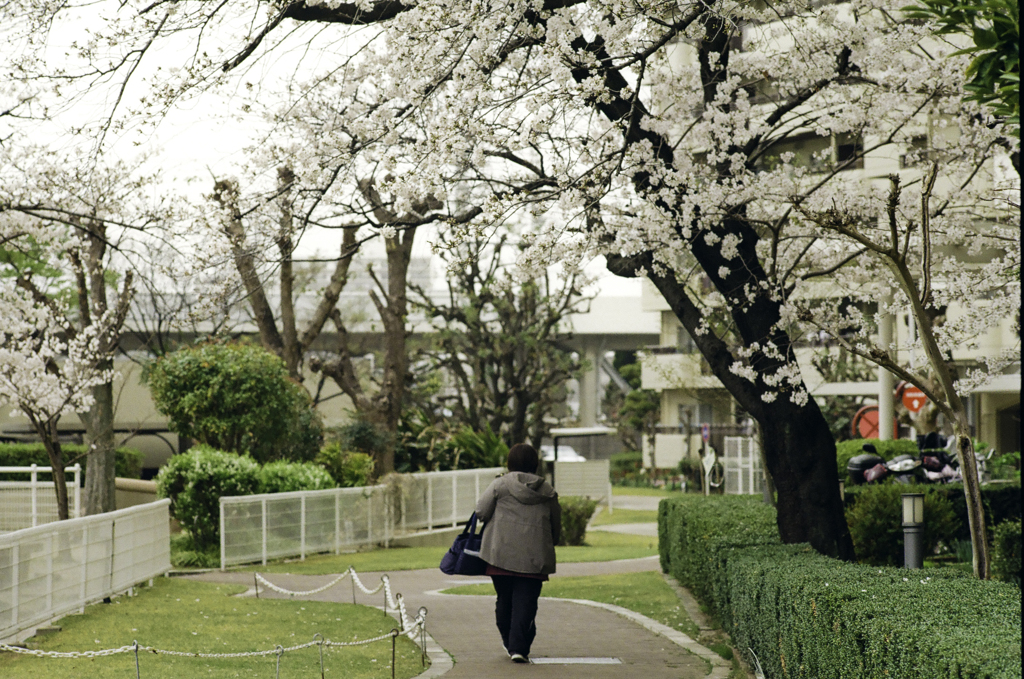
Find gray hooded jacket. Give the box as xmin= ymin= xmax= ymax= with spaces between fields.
xmin=475 ymin=472 xmax=561 ymax=575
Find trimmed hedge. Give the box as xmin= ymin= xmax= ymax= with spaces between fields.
xmin=659 ymin=495 xmax=1021 ymax=679
xmin=0 ymin=442 xmax=142 ymax=481
xmin=992 ymin=520 xmax=1021 ymax=586
xmin=257 ymin=460 xmax=336 ymax=494
xmin=845 ymin=482 xmax=1021 ymax=543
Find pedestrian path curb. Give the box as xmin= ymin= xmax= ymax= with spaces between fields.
xmin=424 ymin=588 xmax=731 ymax=678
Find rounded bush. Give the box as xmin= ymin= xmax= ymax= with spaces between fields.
xmin=144 ymin=341 xmax=322 ymax=462
xmin=155 ymin=445 xmax=261 ymax=550
xmin=991 ymin=519 xmax=1022 ymax=586
xmin=559 ymin=496 xmax=598 ymax=546
xmin=258 ymin=460 xmax=336 ymax=493
xmin=845 ymin=483 xmax=961 ymax=566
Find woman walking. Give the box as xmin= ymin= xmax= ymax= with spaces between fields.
xmin=475 ymin=443 xmax=561 ymax=663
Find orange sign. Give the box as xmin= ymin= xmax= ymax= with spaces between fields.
xmin=902 ymin=386 xmax=927 ymax=413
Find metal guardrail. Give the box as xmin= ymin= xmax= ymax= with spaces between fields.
xmin=0 ymin=500 xmax=172 ymax=641
xmin=219 ymin=467 xmax=505 ymax=569
xmin=0 ymin=465 xmax=82 ymax=532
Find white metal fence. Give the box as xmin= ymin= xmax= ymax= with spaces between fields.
xmin=553 ymin=460 xmax=613 ymax=510
xmin=219 ymin=467 xmax=505 ymax=569
xmin=723 ymin=436 xmax=763 ymax=495
xmin=0 ymin=500 xmax=171 ymax=641
xmin=0 ymin=465 xmax=82 ymax=532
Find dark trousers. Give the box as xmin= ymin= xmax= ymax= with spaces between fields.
xmin=491 ymin=575 xmax=543 ymax=657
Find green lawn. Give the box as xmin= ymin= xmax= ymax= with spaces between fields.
xmin=443 ymin=571 xmax=700 ymax=641
xmin=235 ymin=530 xmax=657 ymax=575
xmin=0 ymin=579 xmax=425 ymax=679
xmin=590 ymin=507 xmax=658 ymax=526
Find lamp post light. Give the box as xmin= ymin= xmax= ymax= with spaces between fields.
xmin=902 ymin=493 xmax=925 ymax=569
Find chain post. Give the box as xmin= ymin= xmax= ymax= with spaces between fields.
xmin=418 ymin=607 xmax=428 ymax=667
xmin=275 ymin=645 xmax=283 ymax=679
xmin=133 ymin=640 xmax=140 ymax=679
xmin=254 ymin=573 xmax=259 ymax=599
xmin=314 ymin=633 xmax=325 ymax=679
xmin=391 ymin=629 xmax=399 ymax=679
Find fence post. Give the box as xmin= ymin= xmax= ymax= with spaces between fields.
xmin=261 ymin=498 xmax=268 ymax=566
xmin=474 ymin=473 xmax=480 ymax=505
xmin=11 ymin=543 xmax=19 ymax=628
xmin=367 ymin=493 xmax=373 ymax=545
xmin=220 ymin=498 xmax=227 ymax=571
xmin=108 ymin=519 xmax=116 ymax=594
xmin=30 ymin=464 xmax=38 ymax=528
xmin=427 ymin=477 xmax=433 ymax=529
xmin=335 ymin=491 xmax=341 ymax=555
xmin=300 ymin=495 xmax=307 ymax=561
xmin=80 ymin=525 xmax=88 ymax=613
xmin=73 ymin=465 xmax=81 ymax=519
xmin=46 ymin=532 xmax=54 ymax=611
xmin=451 ymin=475 xmax=457 ymax=527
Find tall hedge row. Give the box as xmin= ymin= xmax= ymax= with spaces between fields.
xmin=658 ymin=495 xmax=1021 ymax=679
xmin=0 ymin=442 xmax=142 ymax=480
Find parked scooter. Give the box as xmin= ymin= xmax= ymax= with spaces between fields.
xmin=846 ymin=434 xmax=980 ymax=486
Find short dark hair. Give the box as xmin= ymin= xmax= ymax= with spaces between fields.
xmin=507 ymin=443 xmax=539 ymax=474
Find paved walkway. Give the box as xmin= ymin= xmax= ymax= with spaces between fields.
xmin=186 ymin=500 xmax=728 ymax=679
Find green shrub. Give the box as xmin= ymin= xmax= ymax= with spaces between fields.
xmin=0 ymin=442 xmax=142 ymax=480
xmin=144 ymin=341 xmax=322 ymax=463
xmin=990 ymin=451 xmax=1021 ymax=481
xmin=257 ymin=460 xmax=336 ymax=493
xmin=658 ymin=495 xmax=1022 ymax=679
xmin=169 ymin=533 xmax=220 ymax=569
xmin=845 ymin=482 xmax=1021 ymax=543
xmin=845 ymin=483 xmax=961 ymax=566
xmin=559 ymin=496 xmax=599 ymax=546
xmin=836 ymin=438 xmax=920 ymax=481
xmin=316 ymin=443 xmax=376 ymax=487
xmin=992 ymin=519 xmax=1022 ymax=586
xmin=155 ymin=446 xmax=261 ymax=550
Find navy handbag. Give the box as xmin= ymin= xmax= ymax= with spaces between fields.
xmin=439 ymin=512 xmax=488 ymax=576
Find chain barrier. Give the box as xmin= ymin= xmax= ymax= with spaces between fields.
xmin=0 ymin=566 xmax=429 ymax=678
xmin=0 ymin=616 xmax=425 ymax=660
xmin=254 ymin=567 xmax=423 ymax=639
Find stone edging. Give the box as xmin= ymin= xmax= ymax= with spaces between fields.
xmin=422 ymin=588 xmax=732 ymax=678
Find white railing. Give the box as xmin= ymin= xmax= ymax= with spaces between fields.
xmin=0 ymin=500 xmax=171 ymax=642
xmin=553 ymin=460 xmax=613 ymax=511
xmin=219 ymin=467 xmax=505 ymax=569
xmin=0 ymin=465 xmax=82 ymax=533
xmin=723 ymin=436 xmax=763 ymax=495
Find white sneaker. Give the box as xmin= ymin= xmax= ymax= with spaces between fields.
xmin=510 ymin=653 xmax=529 ymax=663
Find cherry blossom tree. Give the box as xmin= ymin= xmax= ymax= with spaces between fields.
xmin=792 ymin=166 xmax=1019 ymax=578
xmin=5 ymin=0 xmax=1018 ymax=561
xmin=0 ymin=142 xmax=169 ymax=514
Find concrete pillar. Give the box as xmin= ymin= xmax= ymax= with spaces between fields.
xmin=878 ymin=293 xmax=895 ymax=440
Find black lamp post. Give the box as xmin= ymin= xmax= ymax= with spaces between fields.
xmin=902 ymin=493 xmax=925 ymax=569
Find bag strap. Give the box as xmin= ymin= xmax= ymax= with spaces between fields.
xmin=464 ymin=511 xmax=478 ymax=535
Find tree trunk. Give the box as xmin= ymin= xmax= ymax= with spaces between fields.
xmin=953 ymin=422 xmax=990 ymax=579
xmin=608 ymin=252 xmax=855 ymax=559
xmin=30 ymin=415 xmax=69 ymax=521
xmin=82 ymin=374 xmax=117 ymax=515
